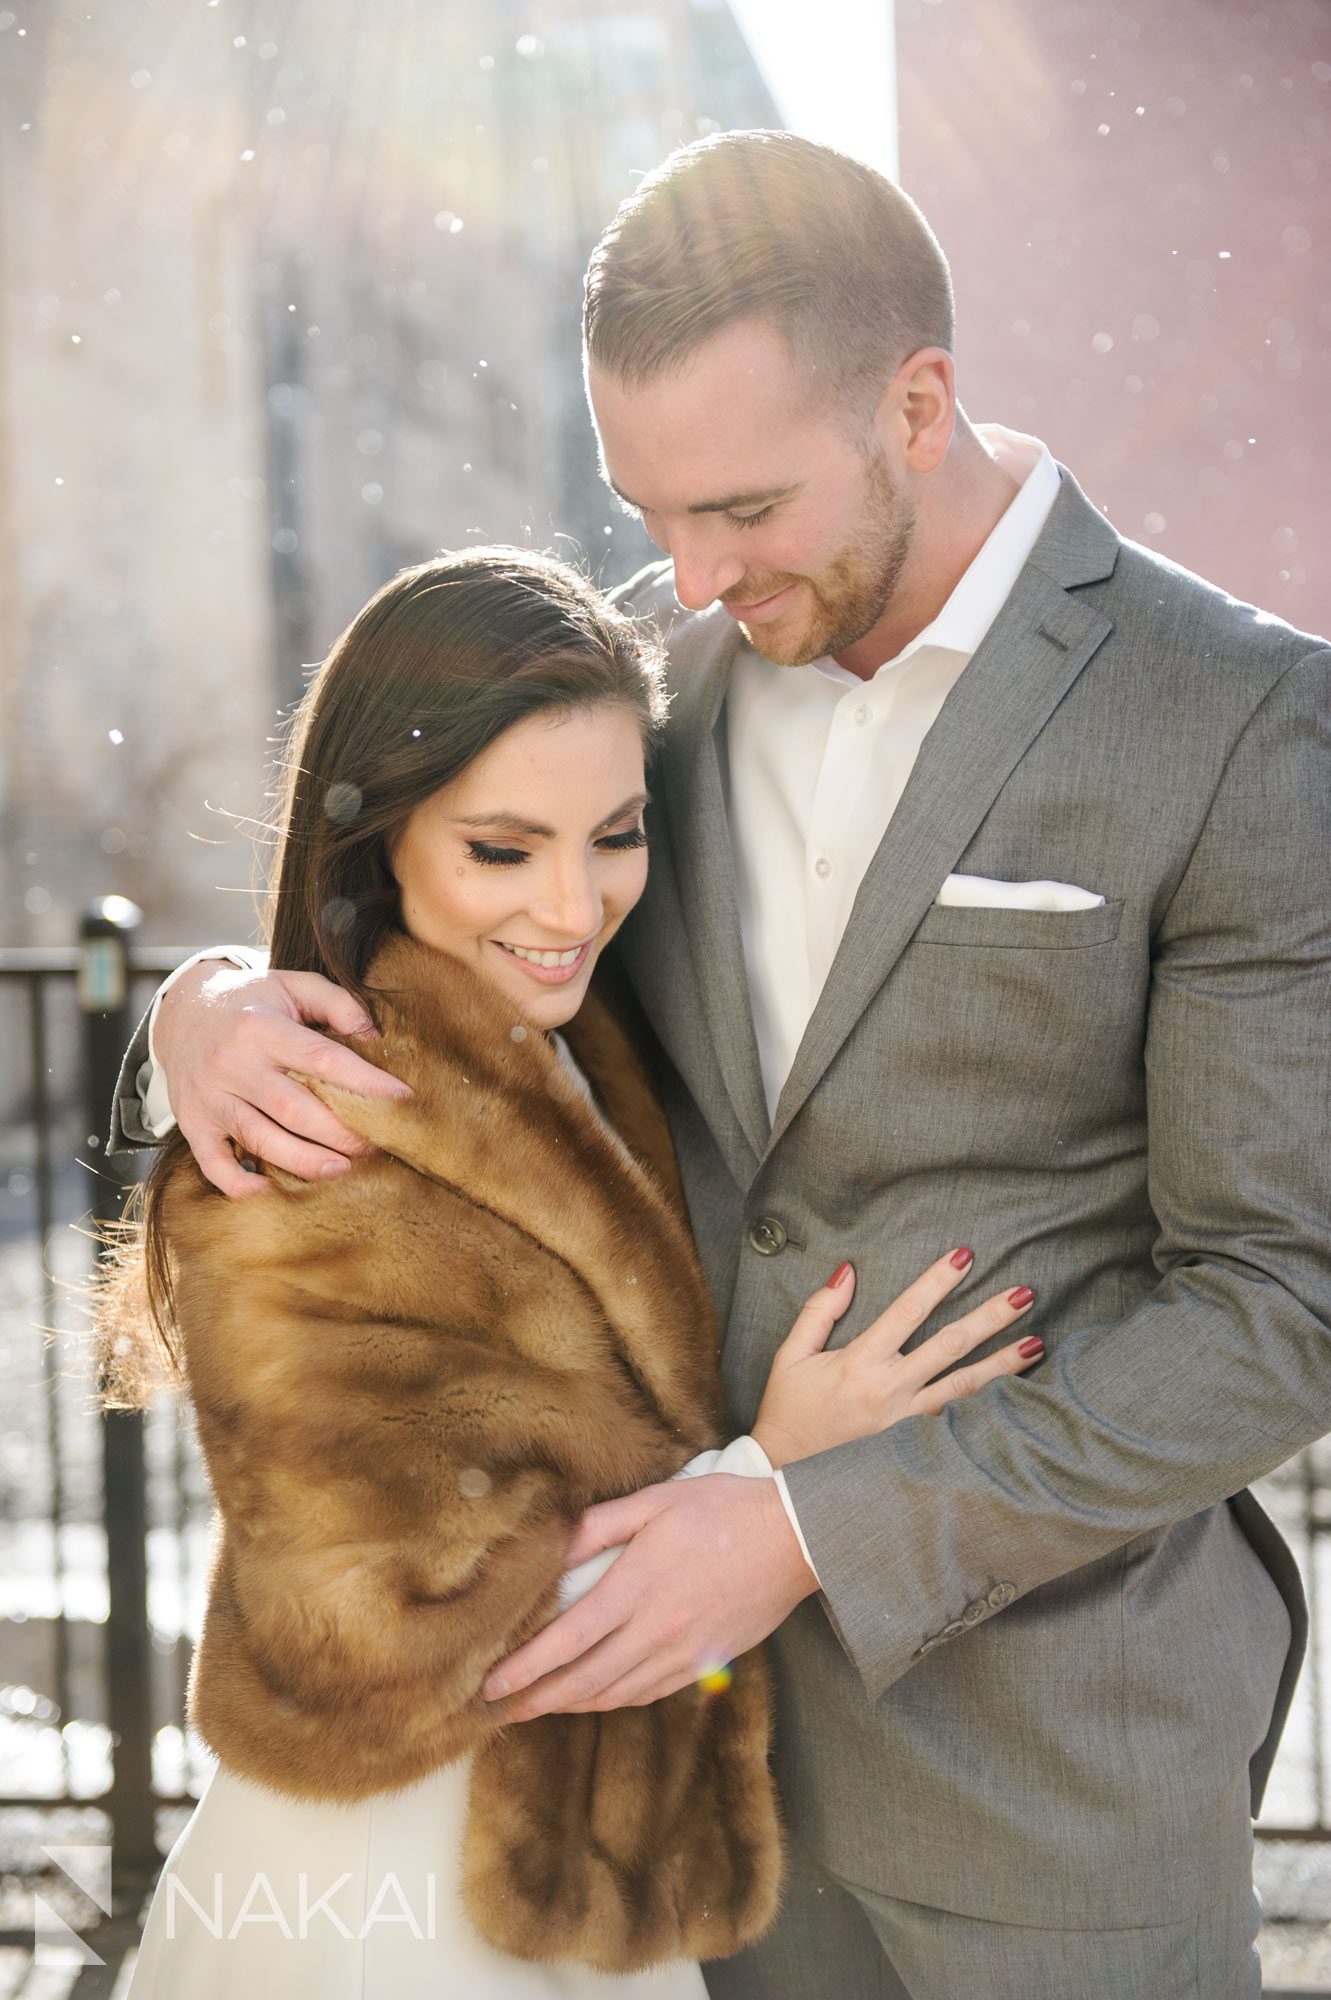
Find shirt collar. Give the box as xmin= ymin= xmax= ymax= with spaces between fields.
xmin=813 ymin=425 xmax=1062 ymax=689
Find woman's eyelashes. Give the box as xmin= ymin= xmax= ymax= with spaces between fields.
xmin=465 ymin=826 xmax=647 ymax=870
xmin=466 ymin=840 xmax=528 ymax=867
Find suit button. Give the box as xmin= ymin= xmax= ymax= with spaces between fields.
xmin=987 ymin=1582 xmax=1017 ymax=1609
xmin=911 ymin=1637 xmax=939 ymax=1661
xmin=748 ymin=1216 xmax=789 ymax=1257
xmin=940 ymin=1620 xmax=967 ymax=1640
xmin=962 ymin=1600 xmax=988 ymax=1625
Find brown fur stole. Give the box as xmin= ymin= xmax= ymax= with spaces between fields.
xmin=159 ymin=931 xmax=783 ymax=1970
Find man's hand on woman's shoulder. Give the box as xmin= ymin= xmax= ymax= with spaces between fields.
xmin=155 ymin=961 xmax=412 ymax=1199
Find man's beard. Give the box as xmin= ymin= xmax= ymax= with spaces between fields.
xmin=732 ymin=453 xmax=916 ymax=668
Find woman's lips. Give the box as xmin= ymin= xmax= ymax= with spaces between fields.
xmin=491 ymin=938 xmax=593 ymax=986
xmin=722 ymin=581 xmax=798 ymax=624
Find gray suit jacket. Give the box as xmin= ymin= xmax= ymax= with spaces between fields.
xmin=606 ymin=468 xmax=1329 ymax=1928
xmin=112 ymin=469 xmax=1329 ymax=1930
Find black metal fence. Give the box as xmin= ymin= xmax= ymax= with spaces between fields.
xmin=0 ymin=907 xmax=1328 ymax=1918
xmin=0 ymin=907 xmax=200 ymax=1910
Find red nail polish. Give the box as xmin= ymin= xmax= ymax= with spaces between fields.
xmin=827 ymin=1261 xmax=853 ymax=1289
xmin=1008 ymin=1286 xmax=1035 ymax=1309
xmin=950 ymin=1247 xmax=974 ymax=1271
xmin=1018 ymin=1335 xmax=1044 ymax=1359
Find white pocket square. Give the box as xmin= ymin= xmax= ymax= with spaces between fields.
xmin=937 ymin=873 xmax=1106 ymax=912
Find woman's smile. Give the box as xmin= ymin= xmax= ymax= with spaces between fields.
xmin=490 ymin=935 xmax=597 ymax=984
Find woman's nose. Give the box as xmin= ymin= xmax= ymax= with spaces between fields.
xmin=531 ymin=864 xmax=601 ymax=941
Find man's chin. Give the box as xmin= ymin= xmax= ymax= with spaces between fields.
xmin=740 ymin=615 xmax=827 ymax=669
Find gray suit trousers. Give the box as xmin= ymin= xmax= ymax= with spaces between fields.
xmin=703 ymin=1832 xmax=1262 ymax=2000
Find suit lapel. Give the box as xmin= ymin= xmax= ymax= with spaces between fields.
xmin=624 ymin=607 xmax=771 ymax=1175
xmin=767 ymin=478 xmax=1119 ymax=1150
xmin=665 ymin=651 xmax=772 ymax=1163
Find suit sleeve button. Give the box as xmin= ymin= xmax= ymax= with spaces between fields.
xmin=987 ymin=1582 xmax=1017 ymax=1609
xmin=962 ymin=1601 xmax=988 ymax=1625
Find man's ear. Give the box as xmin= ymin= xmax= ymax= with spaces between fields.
xmin=877 ymin=347 xmax=955 ymax=473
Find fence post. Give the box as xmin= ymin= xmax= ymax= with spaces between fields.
xmin=79 ymin=896 xmax=158 ymax=1905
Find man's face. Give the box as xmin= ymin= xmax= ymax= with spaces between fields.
xmin=588 ymin=319 xmax=915 ymax=668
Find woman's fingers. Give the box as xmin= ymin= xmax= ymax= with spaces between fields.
xmin=909 ymin=1328 xmax=1044 ymax=1417
xmin=900 ymin=1285 xmax=1037 ymax=1393
xmin=776 ymin=1263 xmax=858 ymax=1362
xmin=852 ymin=1247 xmax=977 ymax=1361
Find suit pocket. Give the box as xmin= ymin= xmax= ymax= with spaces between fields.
xmin=911 ymin=898 xmax=1124 ymax=951
xmin=882 ymin=895 xmax=1140 ymax=1171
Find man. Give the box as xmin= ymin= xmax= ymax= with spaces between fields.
xmin=113 ymin=133 xmax=1330 ymax=1998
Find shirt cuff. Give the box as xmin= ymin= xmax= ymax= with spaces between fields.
xmin=138 ymin=945 xmax=268 ymax=1139
xmin=773 ymin=1467 xmax=822 ymax=1587
xmin=673 ymin=1434 xmax=777 ymax=1483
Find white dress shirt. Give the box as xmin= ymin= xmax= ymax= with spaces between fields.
xmin=727 ymin=425 xmax=1061 ymax=1121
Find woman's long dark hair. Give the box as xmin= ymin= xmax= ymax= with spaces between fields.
xmin=96 ymin=547 xmax=666 ymax=1406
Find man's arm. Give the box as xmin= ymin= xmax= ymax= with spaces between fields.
xmin=109 ymin=949 xmax=413 ymax=1195
xmin=113 ymin=946 xmax=268 ymax=1146
xmin=783 ymin=645 xmax=1331 ymax=1698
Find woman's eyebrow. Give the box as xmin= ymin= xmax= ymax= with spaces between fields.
xmin=453 ymin=811 xmax=554 ymax=837
xmin=452 ymin=792 xmax=650 ymax=839
xmin=595 ymin=791 xmax=651 ymax=830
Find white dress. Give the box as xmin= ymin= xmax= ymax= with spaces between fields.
xmin=128 ymin=1441 xmax=773 ymax=1998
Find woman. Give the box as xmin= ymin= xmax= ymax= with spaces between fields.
xmin=98 ymin=548 xmax=1040 ymax=1998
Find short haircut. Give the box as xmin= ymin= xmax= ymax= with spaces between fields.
xmin=583 ymin=129 xmax=955 ymax=414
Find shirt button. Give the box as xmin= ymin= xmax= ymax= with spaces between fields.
xmin=814 ymin=856 xmax=832 ymax=879
xmin=853 ymin=704 xmax=871 ymax=726
xmin=748 ymin=1216 xmax=789 ymax=1257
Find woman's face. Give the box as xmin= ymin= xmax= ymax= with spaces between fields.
xmin=391 ymin=701 xmax=650 ymax=1030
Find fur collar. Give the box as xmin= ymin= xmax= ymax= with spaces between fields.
xmin=295 ymin=930 xmax=724 ymax=1445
